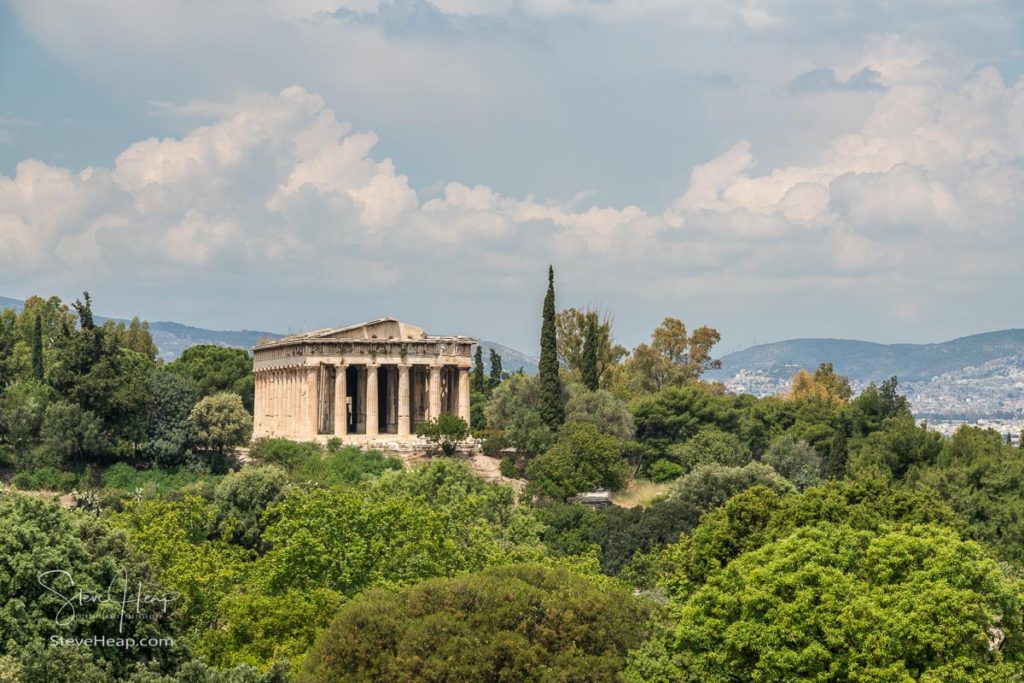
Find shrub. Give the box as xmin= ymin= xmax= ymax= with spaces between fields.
xmin=416 ymin=414 xmax=469 ymax=455
xmin=667 ymin=426 xmax=750 ymax=473
xmin=480 ymin=431 xmax=511 ymax=457
xmin=250 ymin=438 xmax=321 ymax=470
xmin=650 ymin=459 xmax=684 ymax=482
xmin=526 ymin=422 xmax=625 ymax=501
xmin=12 ymin=465 xmax=78 ymax=492
xmin=291 ymin=446 xmax=402 ymax=486
xmin=499 ymin=457 xmax=522 ymax=479
xmin=189 ymin=392 xmax=252 ymax=453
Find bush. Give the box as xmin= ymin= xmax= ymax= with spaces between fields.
xmin=650 ymin=459 xmax=684 ymax=482
xmin=292 ymin=446 xmax=402 ymax=486
xmin=214 ymin=465 xmax=289 ymax=549
xmin=480 ymin=431 xmax=511 ymax=457
xmin=299 ymin=564 xmax=652 ymax=683
xmin=499 ymin=457 xmax=522 ymax=479
xmin=250 ymin=438 xmax=321 ymax=470
xmin=189 ymin=392 xmax=252 ymax=453
xmin=39 ymin=400 xmax=107 ymax=465
xmin=667 ymin=426 xmax=750 ymax=473
xmin=98 ymin=462 xmax=220 ymax=495
xmin=526 ymin=422 xmax=626 ymax=501
xmin=416 ymin=414 xmax=470 ymax=455
xmin=12 ymin=465 xmax=79 ymax=492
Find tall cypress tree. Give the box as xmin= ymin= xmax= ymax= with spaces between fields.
xmin=31 ymin=314 xmax=44 ymax=381
xmin=538 ymin=265 xmax=563 ymax=430
xmin=471 ymin=346 xmax=486 ymax=393
xmin=488 ymin=349 xmax=503 ymax=389
xmin=580 ymin=312 xmax=599 ymax=391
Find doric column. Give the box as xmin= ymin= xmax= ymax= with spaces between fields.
xmin=458 ymin=366 xmax=471 ymax=427
xmin=428 ymin=364 xmax=442 ymax=419
xmin=306 ymin=366 xmax=318 ymax=438
xmin=398 ymin=364 xmax=411 ymax=436
xmin=365 ymin=364 xmax=379 ymax=437
xmin=334 ymin=363 xmax=347 ymax=437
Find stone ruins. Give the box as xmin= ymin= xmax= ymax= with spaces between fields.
xmin=252 ymin=318 xmax=474 ymax=442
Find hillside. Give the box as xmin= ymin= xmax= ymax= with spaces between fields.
xmin=708 ymin=330 xmax=1024 ymax=419
xmin=708 ymin=330 xmax=1024 ymax=383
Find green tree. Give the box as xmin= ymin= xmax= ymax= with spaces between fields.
xmin=0 ymin=496 xmax=181 ymax=679
xmin=581 ymin=311 xmax=600 ymax=390
xmin=526 ymin=422 xmax=625 ymax=500
xmin=0 ymin=380 xmax=53 ymax=452
xmin=538 ymin=266 xmax=563 ymax=430
xmin=416 ymin=413 xmax=470 ymax=455
xmin=214 ymin=465 xmax=289 ymax=550
xmin=168 ymin=345 xmax=255 ymax=412
xmin=667 ymin=426 xmax=750 ymax=473
xmin=764 ymin=434 xmax=821 ymax=490
xmin=484 ymin=373 xmax=562 ymax=455
xmin=628 ymin=523 xmax=1023 ymax=682
xmin=666 ymin=462 xmax=794 ymax=527
xmin=142 ymin=367 xmax=200 ymax=468
xmin=555 ymin=307 xmax=626 ymax=387
xmin=488 ymin=348 xmax=503 ymax=388
xmin=39 ymin=400 xmax=107 ymax=464
xmin=189 ymin=392 xmax=252 ymax=454
xmin=616 ymin=318 xmax=721 ymax=395
xmin=847 ymin=414 xmax=944 ymax=480
xmin=845 ymin=376 xmax=912 ymax=439
xmin=102 ymin=316 xmax=158 ymax=361
xmin=563 ymin=383 xmax=635 ymax=442
xmin=299 ymin=564 xmax=652 ymax=683
xmin=31 ymin=314 xmax=43 ymax=381
xmin=471 ymin=345 xmax=486 ymax=393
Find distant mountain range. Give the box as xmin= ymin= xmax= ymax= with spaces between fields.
xmin=0 ymin=296 xmax=538 ymax=373
xmin=4 ymin=294 xmax=1019 ymax=417
xmin=707 ymin=330 xmax=1024 ymax=419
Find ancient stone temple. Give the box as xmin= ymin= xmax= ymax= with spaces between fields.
xmin=252 ymin=318 xmax=474 ymax=442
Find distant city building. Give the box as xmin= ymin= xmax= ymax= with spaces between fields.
xmin=252 ymin=318 xmax=474 ymax=442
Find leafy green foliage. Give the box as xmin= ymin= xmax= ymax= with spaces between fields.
xmin=0 ymin=496 xmax=181 ymax=679
xmin=214 ymin=466 xmax=289 ymax=550
xmin=667 ymin=426 xmax=750 ymax=472
xmin=0 ymin=379 xmax=53 ymax=451
xmin=538 ymin=266 xmax=563 ymax=430
xmin=249 ymin=438 xmax=401 ymax=485
xmin=628 ymin=524 xmax=1023 ymax=682
xmin=415 ymin=413 xmax=469 ymax=455
xmin=657 ymin=479 xmax=961 ymax=595
xmin=484 ymin=373 xmax=563 ymax=454
xmin=564 ymin=383 xmax=635 ymax=442
xmin=189 ymin=392 xmax=252 ymax=454
xmin=913 ymin=425 xmax=1024 ymax=565
xmin=526 ymin=422 xmax=625 ymax=500
xmin=764 ymin=434 xmax=821 ymax=490
xmin=649 ymin=459 xmax=684 ymax=482
xmin=141 ymin=367 xmax=200 ymax=469
xmin=39 ymin=399 xmax=107 ymax=465
xmin=299 ymin=564 xmax=652 ymax=683
xmin=167 ymin=345 xmax=255 ymax=411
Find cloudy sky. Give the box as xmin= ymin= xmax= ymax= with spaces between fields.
xmin=1 ymin=1 xmax=1023 ymax=353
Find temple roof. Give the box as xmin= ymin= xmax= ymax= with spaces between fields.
xmin=254 ymin=317 xmax=475 ymax=349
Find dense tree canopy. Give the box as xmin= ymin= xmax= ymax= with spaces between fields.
xmin=629 ymin=523 xmax=1022 ymax=682
xmin=299 ymin=564 xmax=651 ymax=683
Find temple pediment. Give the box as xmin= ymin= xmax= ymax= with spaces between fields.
xmin=268 ymin=317 xmax=431 ymax=345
